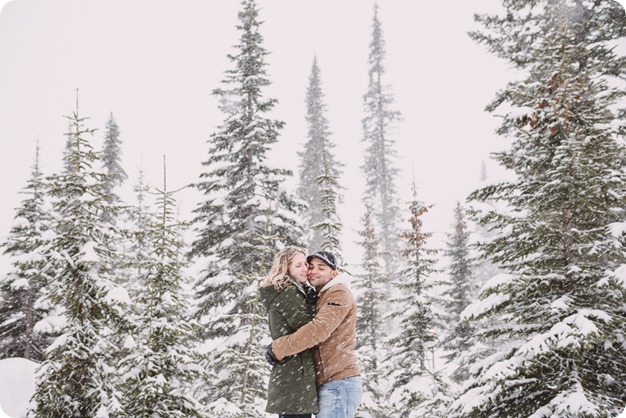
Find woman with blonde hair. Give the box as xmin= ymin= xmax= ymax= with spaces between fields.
xmin=258 ymin=246 xmax=318 ymax=418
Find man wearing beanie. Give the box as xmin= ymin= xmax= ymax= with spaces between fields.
xmin=267 ymin=251 xmax=362 ymax=418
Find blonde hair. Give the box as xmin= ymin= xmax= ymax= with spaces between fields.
xmin=262 ymin=246 xmax=307 ymax=290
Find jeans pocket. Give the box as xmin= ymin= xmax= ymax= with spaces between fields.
xmin=317 ymin=379 xmax=364 ymax=418
xmin=318 ymin=384 xmax=341 ymax=417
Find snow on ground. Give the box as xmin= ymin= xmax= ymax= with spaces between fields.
xmin=0 ymin=355 xmax=624 ymax=417
xmin=0 ymin=358 xmax=37 ymax=418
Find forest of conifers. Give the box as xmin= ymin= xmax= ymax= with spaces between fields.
xmin=1 ymin=0 xmax=625 ymax=417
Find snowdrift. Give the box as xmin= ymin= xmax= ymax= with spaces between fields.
xmin=0 ymin=358 xmax=37 ymax=418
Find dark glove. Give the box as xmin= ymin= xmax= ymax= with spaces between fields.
xmin=304 ymin=284 xmax=319 ymax=305
xmin=265 ymin=344 xmax=279 ymax=367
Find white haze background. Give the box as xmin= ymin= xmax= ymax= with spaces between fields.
xmin=1 ymin=2 xmax=626 ymax=265
xmin=0 ymin=0 xmax=515 ymax=274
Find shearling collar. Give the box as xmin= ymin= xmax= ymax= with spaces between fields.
xmin=319 ymin=273 xmax=353 ymax=293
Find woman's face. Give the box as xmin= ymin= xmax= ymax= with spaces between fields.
xmin=288 ymin=252 xmax=308 ymax=284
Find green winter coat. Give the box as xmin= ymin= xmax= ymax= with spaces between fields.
xmin=258 ymin=279 xmax=318 ymax=415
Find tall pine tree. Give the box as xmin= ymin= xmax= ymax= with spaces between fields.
xmin=361 ymin=3 xmax=402 ymax=276
xmin=202 ymin=205 xmax=273 ymax=418
xmin=298 ymin=56 xmax=343 ymax=254
xmin=124 ymin=166 xmax=152 ymax=295
xmin=312 ymin=140 xmax=343 ymax=258
xmin=100 ymin=113 xmax=127 ymax=225
xmin=440 ymin=202 xmax=478 ymax=385
xmin=30 ymin=102 xmax=128 ymax=418
xmin=62 ymin=122 xmax=76 ymax=174
xmin=190 ymin=0 xmax=302 ymax=413
xmin=120 ymin=158 xmax=206 ymax=418
xmin=353 ymin=204 xmax=387 ymax=418
xmin=450 ymin=1 xmax=626 ymax=416
xmin=101 ymin=113 xmax=127 ymax=198
xmin=0 ymin=144 xmax=52 ymax=361
xmin=472 ymin=161 xmax=501 ymax=289
xmin=385 ymin=185 xmax=443 ymax=416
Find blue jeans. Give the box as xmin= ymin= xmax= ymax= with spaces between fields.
xmin=316 ymin=376 xmax=363 ymax=418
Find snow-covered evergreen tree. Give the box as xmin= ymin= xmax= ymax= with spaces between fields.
xmin=440 ymin=202 xmax=478 ymax=384
xmin=353 ymin=204 xmax=387 ymax=418
xmin=108 ymin=166 xmax=154 ymax=369
xmin=312 ymin=133 xmax=343 ymax=258
xmin=101 ymin=114 xmax=126 ymax=186
xmin=386 ymin=185 xmax=443 ymax=416
xmin=298 ymin=56 xmax=343 ymax=253
xmin=449 ymin=1 xmax=626 ymax=416
xmin=190 ymin=0 xmax=302 ymax=413
xmin=0 ymin=144 xmax=52 ymax=362
xmin=361 ymin=3 xmax=402 ymax=276
xmin=62 ymin=122 xmax=76 ymax=174
xmin=30 ymin=104 xmax=128 ymax=418
xmin=408 ymin=369 xmax=452 ymax=418
xmin=121 ymin=166 xmax=152 ymax=296
xmin=203 ymin=260 xmax=269 ymax=418
xmin=120 ymin=159 xmax=206 ymax=418
xmin=201 ymin=194 xmax=274 ymax=418
xmin=467 ymin=162 xmax=503 ymax=338
xmin=100 ymin=113 xmax=127 ymax=225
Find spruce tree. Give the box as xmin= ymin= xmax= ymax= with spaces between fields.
xmin=353 ymin=204 xmax=387 ymax=418
xmin=201 ymin=189 xmax=274 ymax=418
xmin=298 ymin=56 xmax=343 ymax=253
xmin=409 ymin=369 xmax=452 ymax=418
xmin=62 ymin=122 xmax=76 ymax=174
xmin=120 ymin=158 xmax=206 ymax=418
xmin=101 ymin=113 xmax=127 ymax=197
xmin=0 ymin=144 xmax=52 ymax=361
xmin=100 ymin=113 xmax=127 ymax=225
xmin=472 ymin=169 xmax=501 ymax=290
xmin=30 ymin=103 xmax=128 ymax=417
xmin=440 ymin=202 xmax=478 ymax=384
xmin=203 ymin=211 xmax=272 ymax=418
xmin=190 ymin=0 xmax=302 ymax=413
xmin=386 ymin=185 xmax=442 ymax=416
xmin=312 ymin=134 xmax=342 ymax=257
xmin=125 ymin=167 xmax=152 ymax=290
xmin=361 ymin=3 xmax=402 ymax=276
xmin=449 ymin=1 xmax=626 ymax=416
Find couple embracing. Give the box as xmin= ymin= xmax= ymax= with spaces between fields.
xmin=258 ymin=247 xmax=363 ymax=418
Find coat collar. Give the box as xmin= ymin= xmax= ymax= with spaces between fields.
xmin=319 ymin=273 xmax=352 ymax=293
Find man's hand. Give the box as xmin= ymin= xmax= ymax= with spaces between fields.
xmin=265 ymin=344 xmax=279 ymax=367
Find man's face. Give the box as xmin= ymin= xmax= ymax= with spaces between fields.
xmin=307 ymin=258 xmax=337 ymax=290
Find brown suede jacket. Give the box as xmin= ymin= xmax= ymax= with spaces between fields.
xmin=271 ymin=274 xmax=361 ymax=386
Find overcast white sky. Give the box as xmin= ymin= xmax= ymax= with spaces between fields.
xmin=1 ymin=0 xmax=623 ymax=273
